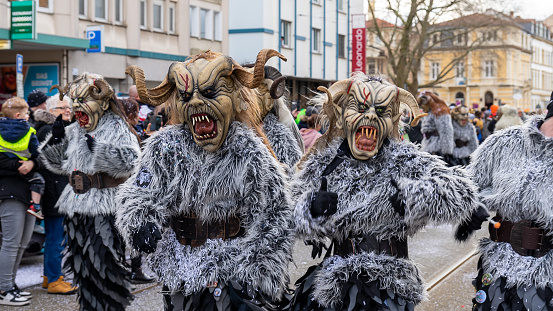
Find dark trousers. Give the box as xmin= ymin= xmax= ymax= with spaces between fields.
xmin=43 ymin=215 xmax=65 ymax=282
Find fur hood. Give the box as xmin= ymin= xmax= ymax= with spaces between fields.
xmin=33 ymin=109 xmax=56 ymax=125
xmin=39 ymin=111 xmax=140 ymax=216
xmin=115 ymin=122 xmax=294 ymax=299
xmin=495 ymin=105 xmax=523 ymax=131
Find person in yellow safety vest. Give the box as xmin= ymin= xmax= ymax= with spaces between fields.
xmin=0 ymin=97 xmax=45 ymax=220
xmin=0 ymin=97 xmax=46 ymax=307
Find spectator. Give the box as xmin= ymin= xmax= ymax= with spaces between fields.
xmin=473 ymin=110 xmax=484 ymax=142
xmin=34 ymin=95 xmax=77 ymax=295
xmin=129 ymin=85 xmax=154 ymax=122
xmin=0 ymin=98 xmax=40 ymax=306
xmin=300 ymin=113 xmax=322 ymax=150
xmin=26 ymin=90 xmax=48 ymax=127
xmin=495 ymin=104 xmax=523 ymax=131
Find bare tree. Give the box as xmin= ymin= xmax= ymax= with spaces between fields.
xmin=367 ymin=0 xmax=516 ymax=94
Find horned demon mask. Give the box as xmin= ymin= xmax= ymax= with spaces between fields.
xmin=417 ymin=91 xmax=450 ymax=116
xmin=452 ymin=105 xmax=470 ymax=126
xmin=51 ymin=73 xmax=114 ymax=131
xmin=318 ymin=77 xmax=426 ymax=160
xmin=126 ymin=49 xmax=286 ymax=153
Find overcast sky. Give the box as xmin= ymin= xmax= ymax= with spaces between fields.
xmin=518 ymin=0 xmax=553 ymax=20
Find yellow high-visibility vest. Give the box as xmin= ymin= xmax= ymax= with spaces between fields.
xmin=0 ymin=127 xmax=36 ymax=160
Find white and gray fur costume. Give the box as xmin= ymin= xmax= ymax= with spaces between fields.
xmin=421 ymin=113 xmax=454 ymax=156
xmin=452 ymin=121 xmax=478 ymax=162
xmin=468 ymin=115 xmax=553 ymax=310
xmin=263 ymin=112 xmax=303 ymax=170
xmin=40 ymin=111 xmax=140 ymax=311
xmin=292 ymin=136 xmax=482 ymax=309
xmin=115 ymin=122 xmax=294 ymax=306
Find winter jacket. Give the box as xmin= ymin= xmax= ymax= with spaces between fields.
xmin=0 ymin=152 xmax=40 ymax=205
xmin=300 ymin=128 xmax=322 ymax=150
xmin=34 ymin=110 xmax=68 ymax=217
xmin=0 ymin=117 xmax=39 ymax=160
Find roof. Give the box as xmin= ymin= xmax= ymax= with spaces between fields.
xmin=366 ymin=18 xmax=401 ymax=29
xmin=435 ymin=12 xmax=524 ymax=30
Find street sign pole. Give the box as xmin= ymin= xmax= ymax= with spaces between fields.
xmin=16 ymin=54 xmax=23 ymax=98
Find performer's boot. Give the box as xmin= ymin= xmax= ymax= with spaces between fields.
xmin=130 ymin=256 xmax=155 ymax=284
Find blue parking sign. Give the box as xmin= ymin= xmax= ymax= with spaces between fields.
xmin=86 ymin=25 xmax=104 ymax=53
xmin=16 ymin=54 xmax=23 ymax=73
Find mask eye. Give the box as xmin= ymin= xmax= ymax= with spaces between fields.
xmin=77 ymin=97 xmax=84 ymax=103
xmin=179 ymin=90 xmax=191 ymax=102
xmin=201 ymin=87 xmax=217 ymax=99
xmin=375 ymin=107 xmax=385 ymax=114
xmin=359 ymin=104 xmax=368 ymax=112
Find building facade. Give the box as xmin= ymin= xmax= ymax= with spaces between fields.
xmin=0 ymin=0 xmax=228 ymax=102
xmin=419 ymin=13 xmax=533 ymax=110
xmin=229 ymin=0 xmax=364 ymax=105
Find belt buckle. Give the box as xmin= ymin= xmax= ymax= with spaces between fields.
xmin=71 ymin=171 xmax=92 ymax=194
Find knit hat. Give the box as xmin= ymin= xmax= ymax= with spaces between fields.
xmin=27 ymin=90 xmax=48 ymax=108
xmin=546 ymin=91 xmax=553 ymax=120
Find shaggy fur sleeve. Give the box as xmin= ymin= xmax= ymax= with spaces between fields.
xmin=467 ymin=130 xmax=513 ymax=191
xmin=38 ymin=132 xmax=69 ymax=176
xmin=397 ymin=157 xmax=478 ymax=227
xmin=436 ymin=114 xmax=454 ymax=155
xmin=232 ymin=151 xmax=294 ymax=299
xmin=92 ymin=123 xmax=140 ymax=179
xmin=115 ymin=132 xmax=180 ymax=247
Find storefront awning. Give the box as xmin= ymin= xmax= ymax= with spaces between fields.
xmin=0 ymin=28 xmax=89 ymax=50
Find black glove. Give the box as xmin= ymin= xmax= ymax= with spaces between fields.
xmin=389 ymin=178 xmax=405 ymax=217
xmin=49 ymin=115 xmax=67 ymax=145
xmin=305 ymin=239 xmax=328 ymax=259
xmin=132 ymin=222 xmax=162 ymax=253
xmin=455 ymin=205 xmax=490 ymax=242
xmin=84 ymin=134 xmax=95 ymax=152
xmin=310 ymin=177 xmax=338 ymax=218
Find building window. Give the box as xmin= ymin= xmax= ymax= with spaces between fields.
xmin=432 ymin=34 xmax=439 ymax=45
xmin=338 ymin=0 xmax=345 ymax=11
xmin=200 ymin=9 xmax=207 ymax=38
xmin=153 ymin=1 xmax=163 ymax=31
xmin=455 ymin=61 xmax=465 ymax=78
xmin=169 ymin=3 xmax=176 ymax=33
xmin=312 ymin=28 xmax=321 ymax=53
xmin=281 ymin=21 xmax=291 ymax=48
xmin=190 ymin=6 xmax=199 ymax=37
xmin=140 ymin=0 xmax=147 ymax=28
xmin=79 ymin=0 xmax=87 ymax=18
xmin=484 ymin=60 xmax=494 ymax=78
xmin=114 ymin=0 xmax=122 ymax=24
xmin=431 ymin=62 xmax=440 ymax=80
xmin=95 ymin=0 xmax=107 ymax=21
xmin=200 ymin=9 xmax=213 ymax=40
xmin=38 ymin=0 xmax=53 ymax=13
xmin=484 ymin=30 xmax=497 ymax=41
xmin=214 ymin=11 xmax=222 ymax=41
xmin=368 ymin=59 xmax=376 ymax=73
xmin=338 ymin=34 xmax=346 ymax=58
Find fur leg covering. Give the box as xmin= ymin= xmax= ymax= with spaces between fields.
xmin=291 ymin=252 xmax=424 ymax=310
xmin=65 ymin=214 xmax=133 ymax=310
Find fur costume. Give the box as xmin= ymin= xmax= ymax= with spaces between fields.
xmin=40 ymin=73 xmax=139 ymax=311
xmin=417 ymin=92 xmax=454 ymax=158
xmin=290 ymin=76 xmax=481 ymax=311
xmin=263 ymin=112 xmax=303 ymax=170
xmin=450 ymin=105 xmax=478 ymax=166
xmin=468 ymin=115 xmax=553 ymax=310
xmin=494 ymin=104 xmax=523 ymax=132
xmin=117 ymin=50 xmax=294 ymax=311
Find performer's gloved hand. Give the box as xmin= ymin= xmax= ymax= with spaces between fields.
xmin=455 ymin=205 xmax=490 ymax=242
xmin=310 ymin=177 xmax=338 ymax=217
xmin=305 ymin=239 xmax=328 ymax=259
xmin=48 ymin=115 xmax=67 ymax=145
xmin=84 ymin=134 xmax=95 ymax=152
xmin=132 ymin=222 xmax=162 ymax=253
xmin=389 ymin=178 xmax=405 ymax=216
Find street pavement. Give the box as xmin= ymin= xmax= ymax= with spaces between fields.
xmin=1 ymin=223 xmax=488 ymax=311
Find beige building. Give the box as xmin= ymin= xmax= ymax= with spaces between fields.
xmin=0 ymin=0 xmax=228 ymax=100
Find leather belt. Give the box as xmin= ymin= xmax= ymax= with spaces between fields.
xmin=69 ymin=170 xmax=127 ymax=194
xmin=171 ymin=214 xmax=245 ymax=247
xmin=489 ymin=215 xmax=552 ymax=258
xmin=455 ymin=139 xmax=469 ymax=147
xmin=424 ymin=130 xmax=439 ymax=139
xmin=333 ymin=234 xmax=408 ymax=259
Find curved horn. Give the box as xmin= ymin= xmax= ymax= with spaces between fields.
xmin=264 ymin=66 xmax=286 ymax=99
xmin=397 ymin=88 xmax=428 ymax=127
xmin=125 ymin=65 xmax=175 ymax=106
xmin=89 ymin=79 xmax=114 ymax=101
xmin=233 ymin=49 xmax=287 ymax=89
xmin=50 ymin=84 xmax=68 ymax=101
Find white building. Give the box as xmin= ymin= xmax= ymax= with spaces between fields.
xmin=0 ymin=0 xmax=228 ymax=102
xmin=229 ymin=0 xmax=364 ymax=104
xmin=525 ymin=20 xmax=553 ymax=111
